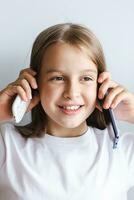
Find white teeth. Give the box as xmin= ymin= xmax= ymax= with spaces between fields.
xmin=62 ymin=106 xmax=81 ymax=110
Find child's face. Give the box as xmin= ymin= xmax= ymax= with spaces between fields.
xmin=39 ymin=42 xmax=98 ymax=135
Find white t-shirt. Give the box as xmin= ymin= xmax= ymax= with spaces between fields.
xmin=0 ymin=122 xmax=134 ymax=200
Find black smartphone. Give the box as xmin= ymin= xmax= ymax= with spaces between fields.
xmin=99 ymin=92 xmax=120 ymax=149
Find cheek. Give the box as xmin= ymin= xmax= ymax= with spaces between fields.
xmin=84 ymin=85 xmax=97 ymax=101
xmin=85 ymin=89 xmax=97 ymax=113
xmin=39 ymin=85 xmax=62 ymax=106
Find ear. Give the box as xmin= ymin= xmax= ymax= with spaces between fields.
xmin=27 ymin=95 xmax=40 ymax=112
xmin=95 ymin=99 xmax=103 ymax=112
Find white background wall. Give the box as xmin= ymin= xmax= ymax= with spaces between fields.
xmin=0 ymin=0 xmax=134 ymax=199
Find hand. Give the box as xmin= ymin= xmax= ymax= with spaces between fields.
xmin=97 ymin=71 xmax=134 ymax=124
xmin=0 ymin=68 xmax=40 ymax=122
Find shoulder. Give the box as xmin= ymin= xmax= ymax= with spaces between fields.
xmin=0 ymin=122 xmax=19 ymax=168
xmin=0 ymin=122 xmax=25 ymax=145
xmin=90 ymin=125 xmax=114 ymax=146
xmin=90 ymin=125 xmax=134 ymax=150
xmin=0 ymin=122 xmax=15 ymax=132
xmin=119 ymin=130 xmax=134 ymax=152
xmin=0 ymin=122 xmax=17 ymax=136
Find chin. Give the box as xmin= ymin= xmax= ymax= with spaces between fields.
xmin=57 ymin=120 xmax=86 ymax=129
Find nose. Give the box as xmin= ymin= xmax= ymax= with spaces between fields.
xmin=63 ymin=80 xmax=80 ymax=99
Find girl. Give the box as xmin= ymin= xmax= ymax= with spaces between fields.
xmin=0 ymin=23 xmax=134 ymax=200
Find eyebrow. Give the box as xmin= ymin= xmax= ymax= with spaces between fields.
xmin=45 ymin=68 xmax=97 ymax=74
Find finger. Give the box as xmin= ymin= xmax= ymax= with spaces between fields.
xmin=98 ymin=78 xmax=110 ymax=99
xmin=15 ymin=85 xmax=28 ymax=101
xmin=16 ymin=79 xmax=32 ymax=100
xmin=98 ymin=71 xmax=111 ymax=83
xmin=3 ymin=83 xmax=18 ymax=97
xmin=103 ymin=86 xmax=125 ymax=109
xmin=18 ymin=72 xmax=38 ymax=89
xmin=19 ymin=68 xmax=37 ymax=77
xmin=98 ymin=79 xmax=118 ymax=99
xmin=95 ymin=100 xmax=103 ymax=112
xmin=27 ymin=95 xmax=40 ymax=112
xmin=1 ymin=83 xmax=25 ymax=100
xmin=110 ymin=90 xmax=129 ymax=109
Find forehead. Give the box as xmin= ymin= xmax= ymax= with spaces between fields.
xmin=41 ymin=42 xmax=98 ymax=74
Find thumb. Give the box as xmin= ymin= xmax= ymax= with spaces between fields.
xmin=27 ymin=95 xmax=40 ymax=112
xmin=95 ymin=99 xmax=103 ymax=112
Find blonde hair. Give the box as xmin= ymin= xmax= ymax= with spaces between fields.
xmin=16 ymin=23 xmax=110 ymax=138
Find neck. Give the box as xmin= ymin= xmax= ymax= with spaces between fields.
xmin=45 ymin=122 xmax=88 ymax=137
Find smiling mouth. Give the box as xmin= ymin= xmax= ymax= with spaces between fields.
xmin=58 ymin=105 xmax=84 ymax=115
xmin=59 ymin=105 xmax=82 ymax=110
xmin=58 ymin=105 xmax=83 ymax=110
